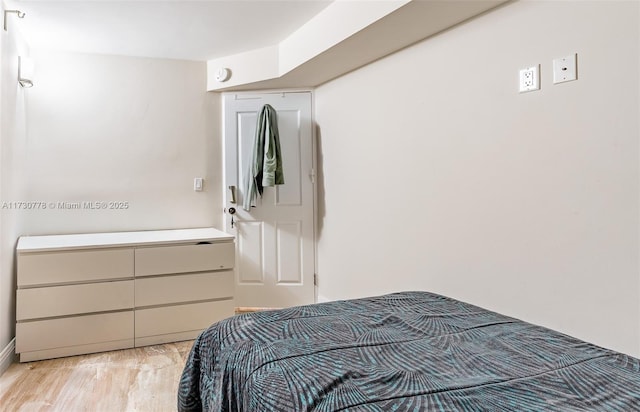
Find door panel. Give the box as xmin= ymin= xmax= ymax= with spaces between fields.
xmin=236 ymin=221 xmax=264 ymax=284
xmin=275 ymin=109 xmax=303 ymax=206
xmin=276 ymin=221 xmax=302 ymax=284
xmin=223 ymin=92 xmax=315 ymax=308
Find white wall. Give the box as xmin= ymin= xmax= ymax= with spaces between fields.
xmin=0 ymin=49 xmax=222 ymax=369
xmin=315 ymin=0 xmax=639 ymax=356
xmin=0 ymin=2 xmax=29 ymax=369
xmin=22 ymin=50 xmax=221 ymax=234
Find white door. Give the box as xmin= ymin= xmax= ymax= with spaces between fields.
xmin=223 ymin=92 xmax=315 ymax=308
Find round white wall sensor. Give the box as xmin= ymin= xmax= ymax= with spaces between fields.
xmin=215 ymin=68 xmax=231 ymax=82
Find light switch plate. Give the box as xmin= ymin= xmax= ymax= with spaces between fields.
xmin=194 ymin=178 xmax=203 ymax=192
xmin=553 ymin=54 xmax=577 ymax=84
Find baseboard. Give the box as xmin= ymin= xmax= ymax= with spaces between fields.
xmin=0 ymin=338 xmax=16 ymax=375
xmin=235 ymin=307 xmax=280 ymax=314
xmin=317 ymin=295 xmax=330 ymax=303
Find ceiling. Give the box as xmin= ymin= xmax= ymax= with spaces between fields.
xmin=7 ymin=0 xmax=509 ymax=90
xmin=8 ymin=0 xmax=333 ymax=61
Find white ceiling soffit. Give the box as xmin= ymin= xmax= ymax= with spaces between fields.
xmin=8 ymin=0 xmax=333 ymax=61
xmin=208 ymin=0 xmax=510 ymax=91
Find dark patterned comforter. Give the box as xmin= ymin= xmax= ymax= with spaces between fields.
xmin=178 ymin=291 xmax=640 ymax=411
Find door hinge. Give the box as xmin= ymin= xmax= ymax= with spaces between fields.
xmin=314 ymin=273 xmax=318 ymax=286
xmin=309 ymin=169 xmax=316 ymax=184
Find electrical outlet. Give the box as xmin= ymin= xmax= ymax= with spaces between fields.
xmin=519 ymin=65 xmax=540 ymax=93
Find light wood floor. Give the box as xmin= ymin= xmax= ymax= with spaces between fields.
xmin=0 ymin=340 xmax=193 ymax=412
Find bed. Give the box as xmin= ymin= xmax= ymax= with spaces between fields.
xmin=178 ymin=291 xmax=640 ymax=411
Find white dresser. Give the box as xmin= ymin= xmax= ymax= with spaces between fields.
xmin=15 ymin=227 xmax=235 ymax=362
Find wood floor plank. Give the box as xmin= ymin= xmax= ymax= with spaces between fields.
xmin=0 ymin=341 xmax=194 ymax=412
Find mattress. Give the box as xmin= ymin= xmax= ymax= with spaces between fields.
xmin=178 ymin=291 xmax=640 ymax=411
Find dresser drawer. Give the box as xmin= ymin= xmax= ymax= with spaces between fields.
xmin=17 ymin=280 xmax=134 ymax=321
xmin=134 ymin=242 xmax=234 ymax=276
xmin=16 ymin=311 xmax=134 ymax=353
xmin=135 ymin=299 xmax=234 ymax=340
xmin=135 ymin=271 xmax=233 ymax=307
xmin=18 ymin=248 xmax=134 ymax=287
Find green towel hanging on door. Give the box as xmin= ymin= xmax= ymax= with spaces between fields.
xmin=243 ymin=104 xmax=284 ymax=211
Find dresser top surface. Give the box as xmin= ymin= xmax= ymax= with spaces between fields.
xmin=17 ymin=227 xmax=234 ymax=252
